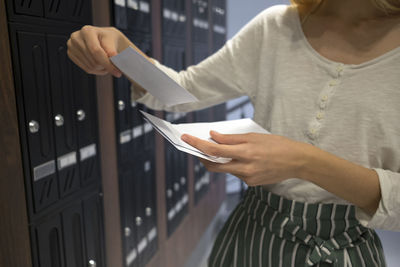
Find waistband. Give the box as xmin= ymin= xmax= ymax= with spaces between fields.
xmin=241 ymin=187 xmax=373 ymax=266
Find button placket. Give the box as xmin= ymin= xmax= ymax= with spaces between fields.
xmin=307 ymin=63 xmax=344 ymax=142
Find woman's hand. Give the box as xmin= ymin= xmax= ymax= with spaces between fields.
xmin=67 ymin=26 xmax=134 ymax=77
xmin=181 ymin=131 xmax=310 ymax=186
xmin=182 ymin=130 xmax=381 ymax=215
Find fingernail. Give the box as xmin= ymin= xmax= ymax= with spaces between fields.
xmin=181 ymin=134 xmax=188 ymax=142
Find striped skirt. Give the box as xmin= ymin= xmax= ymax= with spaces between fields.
xmin=208 ymin=187 xmax=386 ymax=267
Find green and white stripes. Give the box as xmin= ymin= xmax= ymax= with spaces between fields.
xmin=208 ymin=187 xmax=386 ymax=267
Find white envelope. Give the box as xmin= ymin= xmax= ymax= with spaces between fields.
xmin=140 ymin=111 xmax=270 ymax=163
xmin=110 ymin=47 xmax=198 ymax=106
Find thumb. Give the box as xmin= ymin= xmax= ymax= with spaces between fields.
xmin=210 ymin=131 xmax=248 ymax=145
xmin=100 ymin=34 xmax=118 ymax=57
xmin=99 ymin=34 xmax=122 ymax=77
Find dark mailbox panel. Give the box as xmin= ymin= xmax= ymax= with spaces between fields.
xmin=114 ymin=0 xmax=128 ymax=30
xmin=120 ymin=170 xmax=139 ymax=267
xmin=32 ymin=194 xmax=105 ymax=267
xmin=132 ymin=156 xmax=147 ymax=264
xmin=72 ymin=67 xmax=100 ymax=186
xmin=43 ymin=0 xmax=70 ymax=21
xmin=164 ymin=114 xmax=188 ymax=236
xmin=115 ymin=76 xmax=135 ymax=168
xmin=163 ymin=42 xmax=186 ymax=71
xmin=192 ymin=0 xmax=209 ymax=44
xmin=127 ymin=0 xmax=151 ymax=34
xmin=142 ymin=152 xmax=158 ymax=261
xmin=193 ymin=43 xmax=209 ymax=65
xmin=34 ymin=215 xmax=65 ymax=267
xmin=10 ymin=0 xmax=43 ymax=17
xmin=62 ymin=204 xmax=86 ymax=267
xmin=47 ymin=34 xmax=81 ymax=198
xmin=83 ymin=194 xmax=105 ymax=267
xmin=43 ymin=0 xmax=92 ymax=23
xmin=7 ymin=0 xmax=91 ymax=22
xmin=17 ymin=31 xmax=59 ymax=212
xmin=211 ymin=0 xmax=227 ymax=52
xmin=162 ymin=0 xmax=186 ymax=39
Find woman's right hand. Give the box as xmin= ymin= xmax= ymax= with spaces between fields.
xmin=67 ymin=26 xmax=133 ymax=77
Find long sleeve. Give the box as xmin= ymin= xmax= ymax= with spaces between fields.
xmin=131 ymin=8 xmax=266 ymax=112
xmin=356 ymin=168 xmax=400 ymax=231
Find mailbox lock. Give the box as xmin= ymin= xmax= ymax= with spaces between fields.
xmin=167 ymin=189 xmax=173 ymax=198
xmin=77 ymin=110 xmax=86 ymax=121
xmin=174 ymin=182 xmax=180 ymax=192
xmin=55 ymin=114 xmax=64 ymax=127
xmin=145 ymin=207 xmax=152 ymax=217
xmin=136 ymin=216 xmax=143 ymax=226
xmin=29 ymin=120 xmax=40 ymax=133
xmin=118 ymin=100 xmax=125 ymax=111
xmin=88 ymin=260 xmax=96 ymax=267
xmin=124 ymin=227 xmax=131 ymax=237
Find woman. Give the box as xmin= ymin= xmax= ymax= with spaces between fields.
xmin=67 ymin=0 xmax=400 ymax=266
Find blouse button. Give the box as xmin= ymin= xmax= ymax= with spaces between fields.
xmin=336 ymin=64 xmax=344 ymax=72
xmin=321 ymin=95 xmax=328 ymax=101
xmin=329 ymin=80 xmax=339 ymax=86
xmin=316 ymin=112 xmax=324 ymax=120
xmin=308 ymin=129 xmax=317 ymax=139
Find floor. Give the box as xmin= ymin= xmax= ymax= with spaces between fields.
xmin=183 ymin=193 xmax=242 ymax=267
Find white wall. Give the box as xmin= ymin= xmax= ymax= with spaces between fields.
xmin=225 ymin=1 xmax=400 ymax=266
xmin=226 ymin=0 xmax=290 ymax=39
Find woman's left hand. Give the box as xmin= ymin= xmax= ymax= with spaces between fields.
xmin=181 ymin=131 xmax=310 ymax=186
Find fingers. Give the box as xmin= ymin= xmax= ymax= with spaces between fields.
xmin=68 ymin=51 xmax=108 ymax=76
xmin=199 ymin=158 xmax=244 ymax=174
xmin=210 ymin=131 xmax=249 ymax=145
xmin=68 ymin=37 xmax=99 ymax=71
xmin=67 ymin=26 xmax=122 ymax=77
xmin=80 ymin=26 xmax=122 ymax=77
xmin=181 ymin=134 xmax=243 ymax=159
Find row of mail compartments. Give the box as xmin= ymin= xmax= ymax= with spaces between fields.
xmin=212 ymin=103 xmax=227 ymax=121
xmin=213 ymin=30 xmax=227 ymax=48
xmin=119 ymin=154 xmax=158 ymax=267
xmin=5 ymin=0 xmax=92 ymax=23
xmin=114 ymin=0 xmax=151 ymax=34
xmin=211 ymin=0 xmax=227 ymax=26
xmin=164 ymin=142 xmax=189 ymax=236
xmin=193 ymin=43 xmax=209 ymax=65
xmin=192 ymin=0 xmax=209 ymax=21
xmin=30 ymin=191 xmax=105 ymax=267
xmin=162 ymin=10 xmax=186 ymax=39
xmin=192 ymin=25 xmax=209 ymax=44
xmin=193 ymin=158 xmax=211 ymax=205
xmin=162 ymin=40 xmax=187 ymax=72
xmin=162 ymin=0 xmax=186 ymax=39
xmin=8 ymin=25 xmax=101 ymax=215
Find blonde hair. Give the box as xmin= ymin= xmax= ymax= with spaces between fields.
xmin=290 ymin=0 xmax=400 ymax=15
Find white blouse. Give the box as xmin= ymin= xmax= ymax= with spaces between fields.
xmin=133 ymin=5 xmax=400 ymax=231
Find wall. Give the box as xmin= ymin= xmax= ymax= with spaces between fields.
xmin=227 ymin=0 xmax=290 ymax=39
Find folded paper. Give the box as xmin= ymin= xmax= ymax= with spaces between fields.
xmin=140 ymin=111 xmax=270 ymax=163
xmin=111 ymin=47 xmax=198 ymax=106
